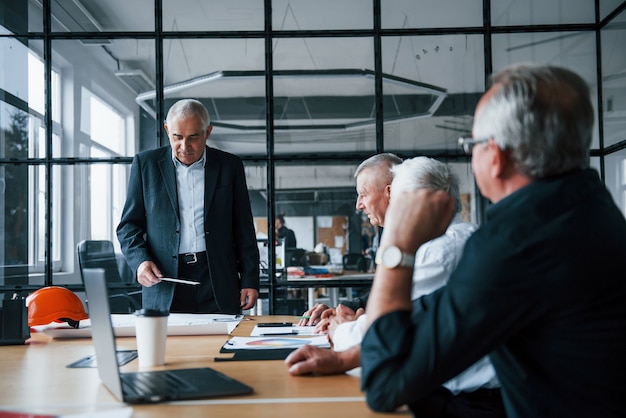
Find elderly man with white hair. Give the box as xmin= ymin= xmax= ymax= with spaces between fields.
xmin=286 ymin=156 xmax=505 ymax=418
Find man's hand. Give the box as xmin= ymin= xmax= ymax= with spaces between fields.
xmin=381 ymin=188 xmax=456 ymax=255
xmin=314 ymin=304 xmax=364 ymax=337
xmin=136 ymin=260 xmax=163 ymax=287
xmin=285 ymin=344 xmax=360 ymax=376
xmin=240 ymin=288 xmax=259 ymax=310
xmin=297 ymin=303 xmax=331 ymax=326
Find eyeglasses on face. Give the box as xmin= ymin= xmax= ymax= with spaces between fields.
xmin=458 ymin=136 xmax=490 ymax=155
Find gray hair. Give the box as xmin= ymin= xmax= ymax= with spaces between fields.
xmin=165 ymin=99 xmax=211 ymax=129
xmin=354 ymin=153 xmax=403 ymax=189
xmin=473 ymin=64 xmax=593 ymax=179
xmin=391 ymin=157 xmax=462 ymax=213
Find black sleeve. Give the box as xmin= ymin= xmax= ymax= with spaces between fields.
xmin=340 ymin=291 xmax=369 ymax=311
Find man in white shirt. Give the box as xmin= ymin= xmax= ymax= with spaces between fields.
xmin=297 ymin=153 xmax=402 ymax=327
xmin=286 ymin=156 xmax=504 ymax=417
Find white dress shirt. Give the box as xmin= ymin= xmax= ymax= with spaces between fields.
xmin=173 ymin=150 xmax=207 ymax=254
xmin=333 ymin=218 xmax=500 ymax=393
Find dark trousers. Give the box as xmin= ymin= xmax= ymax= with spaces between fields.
xmin=170 ymin=252 xmax=220 ymax=313
xmin=408 ymin=387 xmax=507 ymax=418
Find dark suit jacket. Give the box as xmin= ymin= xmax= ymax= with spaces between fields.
xmin=116 ymin=145 xmax=259 ymax=313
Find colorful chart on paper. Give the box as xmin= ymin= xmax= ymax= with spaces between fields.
xmin=247 ymin=338 xmax=313 ymax=347
xmin=223 ymin=336 xmax=330 ymax=350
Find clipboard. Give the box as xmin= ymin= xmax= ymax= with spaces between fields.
xmin=215 ymin=349 xmax=297 ymax=361
xmin=216 ymin=335 xmax=330 ymax=361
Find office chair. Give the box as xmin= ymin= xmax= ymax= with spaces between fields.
xmin=342 ymin=253 xmax=369 ymax=272
xmin=307 ymin=252 xmax=329 ymax=266
xmin=285 ymin=248 xmax=308 ymax=267
xmin=77 ymin=240 xmax=141 ymax=314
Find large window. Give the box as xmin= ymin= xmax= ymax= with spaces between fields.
xmin=1 ymin=1 xmax=625 ymax=310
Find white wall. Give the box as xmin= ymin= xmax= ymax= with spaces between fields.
xmin=285 ymin=216 xmax=315 ymax=251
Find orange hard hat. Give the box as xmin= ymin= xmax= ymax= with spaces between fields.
xmin=26 ymin=286 xmax=89 ymax=328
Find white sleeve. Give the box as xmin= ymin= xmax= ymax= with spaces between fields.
xmin=332 ymin=314 xmax=368 ymax=352
xmin=331 ymin=315 xmax=367 ymax=378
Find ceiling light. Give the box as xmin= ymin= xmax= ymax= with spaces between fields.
xmin=135 ymin=69 xmax=447 ymax=131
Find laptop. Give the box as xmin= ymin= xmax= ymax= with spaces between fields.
xmin=82 ymin=268 xmax=253 ymax=403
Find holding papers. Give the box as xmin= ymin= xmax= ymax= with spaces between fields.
xmin=249 ymin=324 xmax=318 ymax=337
xmin=35 ymin=313 xmax=241 ymax=338
xmin=222 ymin=335 xmax=330 ymax=350
xmin=217 ymin=325 xmax=329 ymax=361
xmin=225 ymin=324 xmax=327 ymax=350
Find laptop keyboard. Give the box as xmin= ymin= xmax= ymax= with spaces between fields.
xmin=122 ymin=371 xmax=197 ymax=397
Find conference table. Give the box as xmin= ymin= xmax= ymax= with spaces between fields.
xmin=0 ymin=315 xmax=405 ymax=417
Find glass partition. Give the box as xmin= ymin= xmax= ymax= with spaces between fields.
xmin=601 ymin=9 xmax=626 ymax=148
xmin=164 ymin=0 xmax=264 ymax=31
xmin=491 ymin=31 xmax=600 ymax=149
xmin=56 ymin=163 xmax=129 ymax=286
xmin=272 ymin=0 xmax=373 ymax=30
xmin=52 ymin=38 xmax=156 ymax=158
xmin=0 ymin=0 xmax=45 ymax=33
xmin=491 ymin=0 xmax=595 ymax=25
xmin=382 ymin=0 xmax=484 ymax=29
xmin=50 ymin=0 xmax=155 ymax=32
xmin=274 ymin=162 xmax=360 ymax=267
xmin=600 ymin=0 xmax=624 ymax=21
xmin=0 ymin=38 xmax=52 ymax=287
xmin=2 ymin=0 xmax=624 ymax=314
xmin=604 ymin=150 xmax=626 ymax=217
xmin=381 ymin=34 xmax=485 ymax=152
xmin=273 ymin=37 xmax=376 ymax=155
xmin=159 ymin=38 xmax=267 ymax=156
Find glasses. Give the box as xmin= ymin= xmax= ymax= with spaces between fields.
xmin=458 ymin=136 xmax=490 ymax=155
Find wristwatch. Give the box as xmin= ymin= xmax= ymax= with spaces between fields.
xmin=375 ymin=245 xmax=415 ymax=269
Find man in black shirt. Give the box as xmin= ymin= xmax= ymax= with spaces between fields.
xmin=361 ymin=64 xmax=626 ymax=417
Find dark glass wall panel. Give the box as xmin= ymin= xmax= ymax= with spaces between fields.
xmin=273 ymin=0 xmax=373 ymax=30
xmin=381 ymin=34 xmax=485 ymax=153
xmin=601 ymin=9 xmax=626 ymax=148
xmin=273 ymin=37 xmax=376 ymax=155
xmin=163 ymin=0 xmax=264 ymax=31
xmin=491 ymin=31 xmax=600 ymax=149
xmin=382 ymin=0 xmax=483 ymax=29
xmin=50 ymin=0 xmax=155 ymax=32
xmin=160 ymin=38 xmax=266 ymax=157
xmin=491 ymin=0 xmax=595 ymax=25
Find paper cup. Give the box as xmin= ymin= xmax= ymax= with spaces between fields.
xmin=135 ymin=308 xmax=169 ymax=367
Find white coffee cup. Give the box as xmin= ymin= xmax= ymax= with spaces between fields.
xmin=135 ymin=308 xmax=169 ymax=368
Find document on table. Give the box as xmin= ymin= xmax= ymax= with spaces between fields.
xmin=35 ymin=313 xmax=242 ymax=338
xmin=222 ymin=335 xmax=330 ymax=350
xmin=249 ymin=325 xmax=318 ymax=337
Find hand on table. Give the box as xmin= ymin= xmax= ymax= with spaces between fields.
xmin=298 ymin=303 xmax=331 ymax=326
xmin=314 ymin=304 xmax=364 ymax=337
xmin=285 ymin=344 xmax=360 ymax=376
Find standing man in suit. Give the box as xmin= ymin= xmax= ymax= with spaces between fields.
xmin=117 ymin=99 xmax=259 ymax=314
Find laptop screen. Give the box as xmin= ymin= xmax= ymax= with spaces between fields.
xmin=82 ymin=267 xmax=126 ymax=400
xmin=83 ymin=267 xmax=254 ymax=404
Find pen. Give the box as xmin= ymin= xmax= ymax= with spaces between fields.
xmin=260 ymin=331 xmax=299 ymax=336
xmin=298 ymin=315 xmax=311 ymax=319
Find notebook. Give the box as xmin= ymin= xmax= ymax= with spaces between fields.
xmin=82 ymin=268 xmax=253 ymax=403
